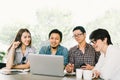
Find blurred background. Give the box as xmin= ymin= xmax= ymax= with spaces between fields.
xmin=0 ymin=0 xmax=120 ymax=62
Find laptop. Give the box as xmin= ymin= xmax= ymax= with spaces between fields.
xmin=28 ymin=54 xmax=65 ymax=77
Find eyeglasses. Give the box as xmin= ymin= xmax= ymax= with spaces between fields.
xmin=90 ymin=39 xmax=98 ymax=45
xmin=21 ymin=56 xmax=26 ymax=64
xmin=72 ymin=33 xmax=83 ymax=38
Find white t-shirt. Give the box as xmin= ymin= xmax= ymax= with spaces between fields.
xmin=94 ymin=45 xmax=120 ymax=80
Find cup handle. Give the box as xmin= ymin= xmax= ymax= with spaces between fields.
xmin=92 ymin=72 xmax=96 ymax=78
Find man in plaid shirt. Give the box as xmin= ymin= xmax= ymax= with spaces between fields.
xmin=65 ymin=26 xmax=100 ymax=73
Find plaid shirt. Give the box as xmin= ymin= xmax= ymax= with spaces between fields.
xmin=69 ymin=43 xmax=100 ymax=70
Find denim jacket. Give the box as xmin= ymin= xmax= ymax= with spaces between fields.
xmin=39 ymin=45 xmax=68 ymax=66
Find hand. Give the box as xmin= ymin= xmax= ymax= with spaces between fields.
xmin=81 ymin=64 xmax=94 ymax=70
xmin=92 ymin=70 xmax=100 ymax=78
xmin=65 ymin=63 xmax=74 ymax=73
xmin=11 ymin=41 xmax=21 ymax=49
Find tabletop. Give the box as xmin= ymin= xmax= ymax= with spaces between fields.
xmin=0 ymin=71 xmax=103 ymax=80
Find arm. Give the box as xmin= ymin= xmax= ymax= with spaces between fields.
xmin=68 ymin=49 xmax=74 ymax=64
xmin=6 ymin=47 xmax=15 ymax=69
xmin=62 ymin=48 xmax=68 ymax=66
xmin=12 ymin=61 xmax=30 ymax=69
xmin=6 ymin=41 xmax=20 ymax=69
xmin=100 ymin=51 xmax=120 ymax=79
xmin=81 ymin=64 xmax=94 ymax=70
xmin=65 ymin=49 xmax=75 ymax=73
xmin=12 ymin=46 xmax=36 ymax=69
xmin=81 ymin=51 xmax=101 ymax=70
xmin=65 ymin=63 xmax=74 ymax=73
xmin=92 ymin=54 xmax=104 ymax=78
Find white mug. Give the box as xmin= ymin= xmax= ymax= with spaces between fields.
xmin=76 ymin=69 xmax=83 ymax=79
xmin=83 ymin=70 xmax=95 ymax=80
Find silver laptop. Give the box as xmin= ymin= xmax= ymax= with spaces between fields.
xmin=28 ymin=54 xmax=64 ymax=77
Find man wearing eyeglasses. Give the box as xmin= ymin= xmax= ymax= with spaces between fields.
xmin=89 ymin=28 xmax=120 ymax=80
xmin=65 ymin=26 xmax=100 ymax=73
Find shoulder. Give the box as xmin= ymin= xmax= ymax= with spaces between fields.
xmin=69 ymin=45 xmax=78 ymax=51
xmin=58 ymin=45 xmax=68 ymax=53
xmin=29 ymin=46 xmax=36 ymax=50
xmin=59 ymin=45 xmax=68 ymax=50
xmin=107 ymin=45 xmax=120 ymax=54
xmin=57 ymin=45 xmax=68 ymax=55
xmin=108 ymin=45 xmax=119 ymax=50
xmin=86 ymin=43 xmax=94 ymax=49
xmin=70 ymin=45 xmax=78 ymax=50
xmin=86 ymin=43 xmax=96 ymax=51
xmin=40 ymin=45 xmax=49 ymax=50
xmin=39 ymin=46 xmax=50 ymax=54
xmin=30 ymin=46 xmax=36 ymax=49
xmin=15 ymin=47 xmax=21 ymax=52
xmin=27 ymin=46 xmax=36 ymax=53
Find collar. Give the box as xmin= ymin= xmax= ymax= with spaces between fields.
xmin=48 ymin=45 xmax=61 ymax=50
xmin=76 ymin=43 xmax=90 ymax=49
xmin=16 ymin=46 xmax=32 ymax=53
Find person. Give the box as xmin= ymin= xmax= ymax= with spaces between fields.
xmin=89 ymin=28 xmax=120 ymax=80
xmin=65 ymin=26 xmax=100 ymax=73
xmin=6 ymin=28 xmax=36 ymax=69
xmin=39 ymin=29 xmax=68 ymax=66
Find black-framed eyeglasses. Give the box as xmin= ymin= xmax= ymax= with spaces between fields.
xmin=21 ymin=56 xmax=26 ymax=64
xmin=89 ymin=39 xmax=98 ymax=45
xmin=72 ymin=33 xmax=83 ymax=38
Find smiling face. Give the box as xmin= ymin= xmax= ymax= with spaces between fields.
xmin=89 ymin=29 xmax=112 ymax=53
xmin=73 ymin=30 xmax=86 ymax=44
xmin=91 ymin=38 xmax=107 ymax=52
xmin=91 ymin=39 xmax=103 ymax=52
xmin=21 ymin=31 xmax=31 ymax=46
xmin=49 ymin=33 xmax=61 ymax=49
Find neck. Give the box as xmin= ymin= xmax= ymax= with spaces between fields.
xmin=101 ymin=44 xmax=109 ymax=55
xmin=51 ymin=46 xmax=58 ymax=55
xmin=21 ymin=44 xmax=26 ymax=54
xmin=78 ymin=41 xmax=86 ymax=54
xmin=78 ymin=40 xmax=86 ymax=49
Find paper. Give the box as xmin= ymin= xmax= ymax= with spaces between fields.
xmin=0 ymin=68 xmax=30 ymax=75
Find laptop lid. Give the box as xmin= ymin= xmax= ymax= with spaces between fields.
xmin=28 ymin=54 xmax=64 ymax=77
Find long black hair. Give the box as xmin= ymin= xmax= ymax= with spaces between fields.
xmin=8 ymin=28 xmax=31 ymax=51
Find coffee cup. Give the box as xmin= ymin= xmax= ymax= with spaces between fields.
xmin=83 ymin=70 xmax=95 ymax=80
xmin=76 ymin=69 xmax=83 ymax=79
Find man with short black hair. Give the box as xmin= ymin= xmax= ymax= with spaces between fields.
xmin=89 ymin=28 xmax=120 ymax=80
xmin=39 ymin=29 xmax=68 ymax=66
xmin=65 ymin=26 xmax=100 ymax=73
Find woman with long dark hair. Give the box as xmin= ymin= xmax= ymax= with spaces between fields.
xmin=6 ymin=28 xmax=36 ymax=69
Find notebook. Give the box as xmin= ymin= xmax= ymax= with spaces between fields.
xmin=0 ymin=68 xmax=30 ymax=75
xmin=28 ymin=54 xmax=65 ymax=77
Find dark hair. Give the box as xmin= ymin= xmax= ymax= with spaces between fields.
xmin=73 ymin=26 xmax=86 ymax=33
xmin=8 ymin=28 xmax=31 ymax=51
xmin=49 ymin=29 xmax=62 ymax=42
xmin=89 ymin=28 xmax=113 ymax=45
